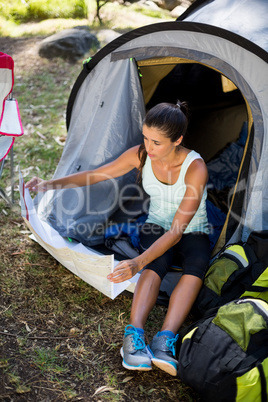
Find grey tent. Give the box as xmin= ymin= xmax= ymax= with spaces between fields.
xmin=33 ymin=0 xmax=268 ymax=283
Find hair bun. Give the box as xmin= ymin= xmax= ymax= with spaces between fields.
xmin=176 ymin=100 xmax=188 ymax=117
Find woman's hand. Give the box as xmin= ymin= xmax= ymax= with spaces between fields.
xmin=107 ymin=258 xmax=142 ymax=283
xmin=25 ymin=177 xmax=49 ymax=192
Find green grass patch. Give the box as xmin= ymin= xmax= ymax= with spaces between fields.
xmin=131 ymin=3 xmax=171 ymax=19
xmin=0 ymin=16 xmax=90 ymax=37
xmin=0 ymin=0 xmax=88 ymax=23
xmin=0 ymin=358 xmax=9 ymax=368
xmin=33 ymin=347 xmax=67 ymax=374
xmin=6 ymin=371 xmax=31 ymax=394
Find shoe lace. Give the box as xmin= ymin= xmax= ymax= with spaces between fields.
xmin=125 ymin=325 xmax=146 ymax=350
xmin=166 ymin=334 xmax=179 ymax=357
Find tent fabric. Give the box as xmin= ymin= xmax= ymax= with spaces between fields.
xmin=178 ymin=0 xmax=268 ymax=52
xmin=36 ymin=58 xmax=145 ymax=245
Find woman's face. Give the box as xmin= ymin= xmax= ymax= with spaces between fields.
xmin=142 ymin=124 xmax=182 ymax=161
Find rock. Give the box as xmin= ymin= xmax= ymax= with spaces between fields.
xmin=180 ymin=0 xmax=192 ymax=7
xmin=151 ymin=0 xmax=166 ymax=8
xmin=136 ymin=0 xmax=163 ymax=10
xmin=151 ymin=0 xmax=191 ymax=11
xmin=38 ymin=26 xmax=99 ymax=61
xmin=142 ymin=0 xmax=162 ymax=10
xmin=94 ymin=29 xmax=121 ymax=47
xmin=170 ymin=5 xmax=187 ymax=18
xmin=162 ymin=0 xmax=180 ymax=11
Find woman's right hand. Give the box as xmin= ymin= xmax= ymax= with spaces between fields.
xmin=25 ymin=177 xmax=50 ymax=192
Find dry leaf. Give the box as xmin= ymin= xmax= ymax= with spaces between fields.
xmin=25 ymin=323 xmax=31 ymax=332
xmin=36 ymin=131 xmax=46 ymax=140
xmin=122 ymin=376 xmax=134 ymax=383
xmin=93 ymin=386 xmax=115 ymax=396
xmin=69 ymin=327 xmax=80 ymax=335
xmin=54 ymin=136 xmax=66 ymax=146
xmin=11 ymin=251 xmax=25 ymax=255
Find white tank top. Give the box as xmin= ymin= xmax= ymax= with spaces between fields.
xmin=142 ymin=150 xmax=209 ymax=233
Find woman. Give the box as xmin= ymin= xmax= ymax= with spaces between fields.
xmin=26 ymin=102 xmax=210 ymax=376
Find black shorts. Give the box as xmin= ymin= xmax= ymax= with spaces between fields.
xmin=139 ymin=223 xmax=210 ymax=280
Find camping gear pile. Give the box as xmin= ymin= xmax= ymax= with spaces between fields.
xmin=21 ymin=0 xmax=268 ymax=399
xmin=178 ymin=297 xmax=268 ymax=402
xmin=193 ymin=230 xmax=268 ymax=317
xmin=177 ymin=230 xmax=268 ymax=401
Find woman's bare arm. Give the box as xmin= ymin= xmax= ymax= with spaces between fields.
xmin=26 ymin=145 xmax=141 ymax=192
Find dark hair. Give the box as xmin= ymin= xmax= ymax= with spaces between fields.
xmin=143 ymin=101 xmax=188 ymax=141
xmin=138 ymin=101 xmax=189 ymax=179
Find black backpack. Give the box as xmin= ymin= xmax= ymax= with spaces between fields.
xmin=177 ymin=298 xmax=268 ymax=402
xmin=193 ymin=230 xmax=268 ymax=317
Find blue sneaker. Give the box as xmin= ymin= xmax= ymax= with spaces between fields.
xmin=120 ymin=325 xmax=152 ymax=371
xmin=148 ymin=332 xmax=179 ymax=376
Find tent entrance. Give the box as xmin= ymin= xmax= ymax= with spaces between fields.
xmin=137 ymin=58 xmax=250 ymax=251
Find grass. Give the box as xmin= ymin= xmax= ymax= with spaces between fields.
xmin=0 ymin=16 xmax=91 ymax=37
xmin=0 ymin=0 xmax=88 ymax=23
xmin=33 ymin=347 xmax=68 ymax=374
xmin=0 ymin=0 xmax=172 ymax=37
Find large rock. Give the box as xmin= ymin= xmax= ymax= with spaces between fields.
xmin=170 ymin=5 xmax=187 ymax=18
xmin=38 ymin=26 xmax=99 ymax=61
xmin=163 ymin=0 xmax=180 ymax=11
xmin=136 ymin=0 xmax=163 ymax=10
xmin=151 ymin=0 xmax=191 ymax=11
xmin=94 ymin=29 xmax=121 ymax=47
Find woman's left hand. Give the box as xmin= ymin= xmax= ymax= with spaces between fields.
xmin=107 ymin=258 xmax=141 ymax=283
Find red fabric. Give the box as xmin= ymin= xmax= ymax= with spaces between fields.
xmin=0 ymin=52 xmax=15 ymax=130
xmin=0 ymin=52 xmax=14 ymax=70
xmin=0 ymin=52 xmax=16 ymax=160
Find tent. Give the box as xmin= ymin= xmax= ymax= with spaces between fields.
xmin=23 ymin=0 xmax=268 ymax=298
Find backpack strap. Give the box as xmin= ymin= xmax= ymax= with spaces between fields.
xmin=221 ymin=245 xmax=267 ymax=302
xmin=239 ymin=346 xmax=268 ymax=368
xmin=220 ymin=354 xmax=242 ymax=371
xmin=178 ymin=314 xmax=216 ymax=349
xmin=258 ymin=363 xmax=268 ymax=402
xmin=245 ymin=285 xmax=268 ymax=292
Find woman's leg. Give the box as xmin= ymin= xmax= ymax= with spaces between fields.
xmin=161 ymin=232 xmax=210 ymax=333
xmin=160 ymin=274 xmax=203 ymax=334
xmin=129 ymin=223 xmax=172 ymax=329
xmin=148 ymin=277 xmax=202 ymax=376
xmin=129 ymin=269 xmax=162 ymax=329
xmin=120 ymin=224 xmax=171 ymax=371
xmin=149 ymin=233 xmax=210 ymax=375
